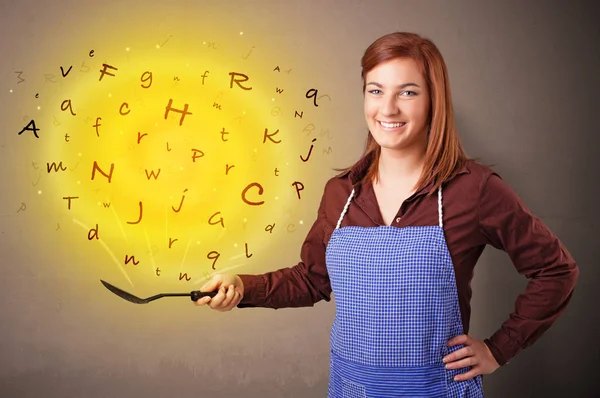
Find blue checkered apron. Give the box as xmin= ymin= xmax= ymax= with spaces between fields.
xmin=325 ymin=186 xmax=484 ymax=397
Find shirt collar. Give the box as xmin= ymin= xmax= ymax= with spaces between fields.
xmin=341 ymin=150 xmax=471 ymax=197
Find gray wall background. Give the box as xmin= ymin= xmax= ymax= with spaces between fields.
xmin=1 ymin=0 xmax=598 ymax=397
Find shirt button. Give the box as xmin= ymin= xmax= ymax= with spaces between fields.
xmin=395 ymin=217 xmax=401 ymax=223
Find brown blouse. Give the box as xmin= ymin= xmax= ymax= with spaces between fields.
xmin=237 ymin=152 xmax=579 ymax=366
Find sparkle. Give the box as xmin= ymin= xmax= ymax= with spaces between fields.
xmin=180 ymin=167 xmax=184 ymax=171
xmin=77 ymin=181 xmax=81 ymax=185
xmin=126 ymin=47 xmax=130 ymax=51
xmin=299 ymin=220 xmax=304 ymax=225
xmin=213 ymin=188 xmax=217 ymax=192
xmin=9 ymin=89 xmax=13 ymax=93
xmin=196 ymin=241 xmax=201 ymax=244
xmin=97 ymin=202 xmax=101 ymax=206
xmin=108 ymin=93 xmax=112 ymax=98
xmin=233 ymin=243 xmax=238 ymax=248
xmin=203 ymin=41 xmax=206 ymax=45
xmin=78 ymin=153 xmax=82 ymax=157
xmin=272 ymin=98 xmax=275 ymax=101
xmin=37 ymin=190 xmax=42 ymax=195
xmin=275 ymin=196 xmax=279 ymax=200
xmin=37 ymin=106 xmax=41 ymax=110
xmin=240 ymin=31 xmax=244 ymax=35
xmin=156 ymin=44 xmax=160 ymax=49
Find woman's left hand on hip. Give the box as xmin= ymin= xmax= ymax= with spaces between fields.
xmin=442 ymin=334 xmax=501 ymax=381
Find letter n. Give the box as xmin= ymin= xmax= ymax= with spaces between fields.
xmin=91 ymin=161 xmax=115 ymax=183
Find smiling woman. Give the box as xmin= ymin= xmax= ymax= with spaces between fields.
xmin=195 ymin=31 xmax=579 ymax=398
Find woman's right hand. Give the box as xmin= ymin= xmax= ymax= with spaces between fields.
xmin=195 ymin=273 xmax=244 ymax=311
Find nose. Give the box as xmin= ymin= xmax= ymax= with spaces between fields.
xmin=380 ymin=95 xmax=400 ymax=116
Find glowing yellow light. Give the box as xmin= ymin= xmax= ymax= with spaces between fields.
xmin=108 ymin=93 xmax=112 ymax=98
xmin=97 ymin=202 xmax=101 ymax=206
xmin=233 ymin=243 xmax=238 ymax=248
xmin=156 ymin=44 xmax=160 ymax=49
xmin=180 ymin=167 xmax=184 ymax=171
xmin=203 ymin=41 xmax=206 ymax=45
xmin=9 ymin=89 xmax=13 ymax=93
xmin=240 ymin=32 xmax=244 ymax=35
xmin=126 ymin=47 xmax=130 ymax=51
xmin=299 ymin=220 xmax=304 ymax=225
xmin=37 ymin=106 xmax=41 ymax=110
xmin=275 ymin=196 xmax=279 ymax=200
xmin=196 ymin=241 xmax=201 ymax=244
xmin=272 ymin=98 xmax=275 ymax=101
xmin=77 ymin=181 xmax=81 ymax=185
xmin=37 ymin=190 xmax=42 ymax=195
xmin=78 ymin=153 xmax=82 ymax=157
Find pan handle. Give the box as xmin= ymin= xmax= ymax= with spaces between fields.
xmin=190 ymin=290 xmax=218 ymax=301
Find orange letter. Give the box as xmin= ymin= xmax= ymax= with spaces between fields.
xmin=91 ymin=161 xmax=115 ymax=183
xmin=228 ymin=72 xmax=252 ymax=90
xmin=241 ymin=182 xmax=264 ymax=206
xmin=164 ymin=98 xmax=192 ymax=126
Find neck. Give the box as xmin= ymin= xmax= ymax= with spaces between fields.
xmin=377 ymin=145 xmax=426 ymax=186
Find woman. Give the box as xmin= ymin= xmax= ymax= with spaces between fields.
xmin=195 ymin=32 xmax=579 ymax=397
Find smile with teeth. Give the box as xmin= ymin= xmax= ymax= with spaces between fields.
xmin=378 ymin=121 xmax=406 ymax=129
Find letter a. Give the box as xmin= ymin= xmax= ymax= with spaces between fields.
xmin=18 ymin=120 xmax=40 ymax=138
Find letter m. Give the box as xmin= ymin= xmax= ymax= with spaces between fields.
xmin=47 ymin=162 xmax=67 ymax=173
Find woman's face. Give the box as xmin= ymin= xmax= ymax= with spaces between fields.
xmin=363 ymin=58 xmax=431 ymax=154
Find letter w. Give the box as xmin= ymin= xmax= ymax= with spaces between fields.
xmin=145 ymin=169 xmax=161 ymax=180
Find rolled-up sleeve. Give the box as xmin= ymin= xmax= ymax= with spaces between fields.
xmin=237 ymin=181 xmax=333 ymax=309
xmin=478 ymin=173 xmax=579 ymax=366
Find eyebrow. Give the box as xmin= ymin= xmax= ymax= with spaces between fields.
xmin=366 ymin=82 xmax=421 ymax=89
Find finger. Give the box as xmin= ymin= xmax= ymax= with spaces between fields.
xmin=200 ymin=275 xmax=222 ymax=292
xmin=229 ymin=291 xmax=242 ymax=309
xmin=208 ymin=286 xmax=227 ymax=309
xmin=223 ymin=285 xmax=235 ymax=307
xmin=447 ymin=334 xmax=469 ymax=346
xmin=234 ymin=286 xmax=244 ymax=297
xmin=445 ymin=356 xmax=476 ymax=370
xmin=443 ymin=346 xmax=473 ymax=363
xmin=195 ymin=296 xmax=212 ymax=306
xmin=233 ymin=291 xmax=241 ymax=306
xmin=454 ymin=367 xmax=481 ymax=382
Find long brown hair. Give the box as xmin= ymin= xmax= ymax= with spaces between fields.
xmin=348 ymin=32 xmax=468 ymax=197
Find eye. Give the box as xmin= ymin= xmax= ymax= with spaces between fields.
xmin=367 ymin=89 xmax=382 ymax=95
xmin=400 ymin=91 xmax=417 ymax=97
